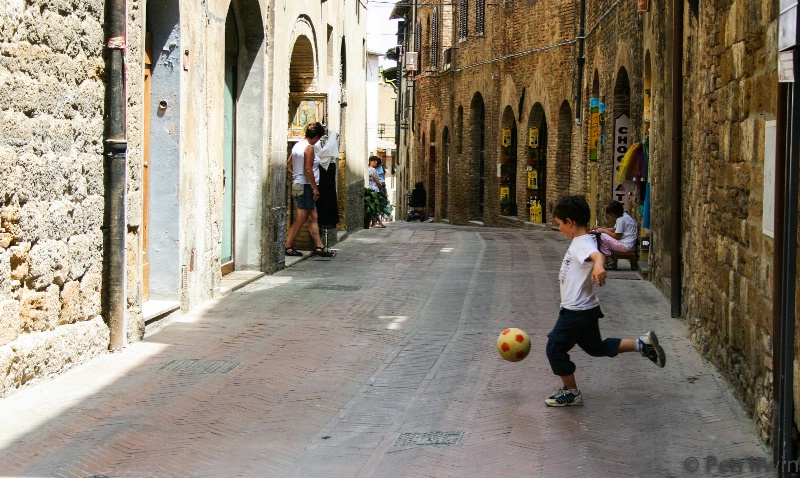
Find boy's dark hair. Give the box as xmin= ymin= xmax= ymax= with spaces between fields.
xmin=305 ymin=122 xmax=326 ymax=139
xmin=553 ymin=195 xmax=591 ymax=227
xmin=368 ymin=155 xmax=380 ymax=164
xmin=605 ymin=200 xmax=624 ymax=217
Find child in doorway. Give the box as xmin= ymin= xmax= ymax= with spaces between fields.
xmin=545 ymin=195 xmax=665 ymax=407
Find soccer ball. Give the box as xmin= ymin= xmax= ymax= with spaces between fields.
xmin=497 ymin=327 xmax=531 ymax=362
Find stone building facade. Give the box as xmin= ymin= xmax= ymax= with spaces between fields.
xmin=0 ymin=0 xmax=111 ymax=396
xmin=0 ymin=0 xmax=367 ymax=397
xmin=404 ymin=0 xmax=782 ymax=445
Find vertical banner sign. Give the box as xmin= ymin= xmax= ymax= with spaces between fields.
xmin=589 ymin=98 xmax=599 ymax=161
xmin=599 ymin=102 xmax=606 ymax=147
xmin=613 ymin=114 xmax=631 ymax=211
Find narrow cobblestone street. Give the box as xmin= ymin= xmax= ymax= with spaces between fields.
xmin=0 ymin=222 xmax=771 ymax=477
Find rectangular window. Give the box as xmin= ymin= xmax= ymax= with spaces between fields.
xmin=475 ymin=0 xmax=485 ymax=35
xmin=459 ymin=0 xmax=468 ymax=40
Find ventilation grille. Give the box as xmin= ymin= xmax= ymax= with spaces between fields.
xmin=395 ymin=431 xmax=464 ymax=447
xmin=160 ymin=359 xmax=239 ymax=373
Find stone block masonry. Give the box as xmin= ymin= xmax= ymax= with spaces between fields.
xmin=0 ymin=0 xmax=110 ymax=397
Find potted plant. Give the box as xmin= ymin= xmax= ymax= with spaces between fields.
xmin=500 ymin=194 xmax=512 ymax=216
xmin=364 ymin=187 xmax=384 ymax=229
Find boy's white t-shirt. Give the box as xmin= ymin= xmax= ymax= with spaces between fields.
xmin=559 ymin=234 xmax=600 ymax=310
xmin=615 ymin=212 xmax=638 ymax=250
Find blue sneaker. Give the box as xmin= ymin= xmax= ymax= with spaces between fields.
xmin=545 ymin=387 xmax=583 ymax=407
xmin=639 ymin=331 xmax=666 ymax=368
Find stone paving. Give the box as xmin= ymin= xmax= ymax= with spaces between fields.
xmin=0 ymin=222 xmax=773 ymax=477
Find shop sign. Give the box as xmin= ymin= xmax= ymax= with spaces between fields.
xmin=589 ymin=98 xmax=600 ymax=161
xmin=500 ymin=186 xmax=510 ymax=201
xmin=613 ymin=114 xmax=631 ymax=211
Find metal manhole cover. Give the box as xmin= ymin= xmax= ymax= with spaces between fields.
xmin=160 ymin=359 xmax=239 ymax=373
xmin=305 ymin=284 xmax=361 ymax=291
xmin=395 ymin=431 xmax=464 ymax=446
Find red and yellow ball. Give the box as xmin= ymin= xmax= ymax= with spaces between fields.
xmin=497 ymin=327 xmax=531 ymax=362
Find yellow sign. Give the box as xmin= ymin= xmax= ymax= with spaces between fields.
xmin=528 ymin=127 xmax=539 ymax=148
xmin=501 ymin=127 xmax=511 ymax=147
xmin=500 ymin=186 xmax=510 ymax=201
xmin=527 ymin=170 xmax=538 ymax=189
xmin=529 ymin=200 xmax=543 ymax=223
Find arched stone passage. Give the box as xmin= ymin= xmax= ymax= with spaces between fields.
xmin=469 ymin=93 xmax=486 ymax=220
xmin=499 ymin=105 xmax=517 ymax=216
xmin=441 ymin=126 xmax=450 ymax=219
xmin=290 ymin=35 xmax=315 ymax=93
xmin=644 ymin=51 xmax=652 ymax=133
xmin=613 ymin=67 xmax=632 ymax=209
xmin=224 ymin=0 xmax=266 ymax=273
xmin=457 ymin=106 xmax=464 ymax=154
xmin=527 ymin=102 xmax=548 ymax=219
xmin=557 ymin=100 xmax=573 ymax=206
xmin=428 ymin=120 xmax=437 ymax=215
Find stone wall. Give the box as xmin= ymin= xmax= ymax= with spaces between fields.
xmin=0 ymin=0 xmax=110 ymax=397
xmin=678 ymin=1 xmax=777 ymax=443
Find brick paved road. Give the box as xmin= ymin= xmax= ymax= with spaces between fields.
xmin=0 ymin=223 xmax=772 ymax=477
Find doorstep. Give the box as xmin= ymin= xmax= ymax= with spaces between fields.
xmin=220 ymin=270 xmax=266 ymax=295
xmin=142 ymin=299 xmax=180 ymax=323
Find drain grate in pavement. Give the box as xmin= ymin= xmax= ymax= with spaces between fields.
xmin=159 ymin=359 xmax=239 ymax=373
xmin=305 ymin=284 xmax=361 ymax=291
xmin=395 ymin=431 xmax=464 ymax=447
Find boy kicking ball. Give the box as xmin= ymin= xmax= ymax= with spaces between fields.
xmin=545 ymin=195 xmax=666 ymax=407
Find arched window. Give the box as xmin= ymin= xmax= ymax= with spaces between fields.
xmin=475 ymin=0 xmax=485 ymax=35
xmin=431 ymin=8 xmax=439 ymax=69
xmin=459 ymin=0 xmax=468 ymax=40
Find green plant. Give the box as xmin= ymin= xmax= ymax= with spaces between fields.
xmin=500 ymin=194 xmax=512 ymax=213
xmin=364 ymin=188 xmax=384 ymax=220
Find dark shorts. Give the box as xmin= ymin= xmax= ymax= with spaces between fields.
xmin=292 ymin=183 xmax=315 ymax=210
xmin=545 ymin=306 xmax=621 ymax=376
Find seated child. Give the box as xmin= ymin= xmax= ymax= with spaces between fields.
xmin=593 ymin=200 xmax=638 ymax=260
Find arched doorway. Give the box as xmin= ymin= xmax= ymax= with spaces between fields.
xmin=469 ymin=93 xmax=486 ymax=220
xmin=286 ymin=19 xmax=323 ymax=248
xmin=613 ymin=67 xmax=632 ymax=210
xmin=644 ymin=51 xmax=652 ymax=135
xmin=428 ymin=121 xmax=436 ymax=217
xmin=527 ymin=103 xmax=547 ymax=221
xmin=557 ymin=100 xmax=573 ymax=198
xmin=144 ymin=0 xmax=180 ymax=301
xmin=441 ymin=127 xmax=450 ymax=219
xmin=222 ymin=6 xmax=238 ymax=275
xmin=223 ymin=0 xmax=265 ymax=274
xmin=499 ymin=106 xmax=517 ymax=216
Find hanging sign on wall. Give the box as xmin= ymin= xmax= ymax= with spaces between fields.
xmin=613 ymin=114 xmax=631 ymax=211
xmin=589 ymin=98 xmax=600 ymax=161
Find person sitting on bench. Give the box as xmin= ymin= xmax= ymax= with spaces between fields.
xmin=592 ymin=201 xmax=638 ymax=265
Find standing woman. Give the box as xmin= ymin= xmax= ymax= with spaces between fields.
xmin=367 ymin=156 xmax=386 ymax=228
xmin=285 ymin=122 xmax=329 ymax=256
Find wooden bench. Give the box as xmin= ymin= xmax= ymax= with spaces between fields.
xmin=610 ymin=248 xmax=639 ymax=271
